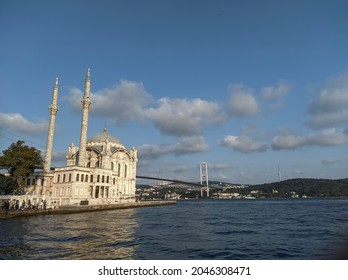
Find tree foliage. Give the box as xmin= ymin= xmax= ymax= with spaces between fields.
xmin=0 ymin=174 xmax=21 ymax=195
xmin=0 ymin=140 xmax=43 ymax=179
xmin=251 ymin=178 xmax=348 ymax=197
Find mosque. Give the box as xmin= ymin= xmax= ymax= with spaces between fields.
xmin=23 ymin=68 xmax=138 ymax=206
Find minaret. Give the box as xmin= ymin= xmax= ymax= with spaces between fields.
xmin=78 ymin=67 xmax=91 ymax=167
xmin=43 ymin=76 xmax=59 ymax=173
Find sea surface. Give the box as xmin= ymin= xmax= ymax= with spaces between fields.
xmin=0 ymin=198 xmax=348 ymax=260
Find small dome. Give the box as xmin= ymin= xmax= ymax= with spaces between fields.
xmin=88 ymin=128 xmax=120 ymax=144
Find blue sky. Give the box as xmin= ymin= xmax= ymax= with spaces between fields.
xmin=1 ymin=0 xmax=348 ymax=184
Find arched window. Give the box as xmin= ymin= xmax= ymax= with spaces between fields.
xmin=118 ymin=163 xmax=121 ymax=177
xmin=102 ymin=175 xmax=105 ymax=183
xmin=63 ymin=174 xmax=66 ymax=182
xmin=68 ymin=174 xmax=72 ymax=182
xmin=85 ymin=175 xmax=89 ymax=182
xmin=124 ymin=165 xmax=127 ymax=178
xmin=97 ymin=175 xmax=100 ymax=182
xmin=81 ymin=174 xmax=84 ymax=182
xmin=76 ymin=173 xmax=79 ymax=182
xmin=107 ymin=176 xmax=109 ymax=184
xmin=90 ymin=175 xmax=94 ymax=183
xmin=113 ymin=178 xmax=116 ymax=185
xmin=57 ymin=175 xmax=60 ymax=183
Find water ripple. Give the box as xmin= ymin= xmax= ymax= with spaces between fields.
xmin=1 ymin=198 xmax=348 ymax=259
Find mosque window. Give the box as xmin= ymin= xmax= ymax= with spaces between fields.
xmin=107 ymin=176 xmax=109 ymax=183
xmin=90 ymin=175 xmax=93 ymax=183
xmin=81 ymin=174 xmax=84 ymax=182
xmin=102 ymin=175 xmax=105 ymax=183
xmin=57 ymin=175 xmax=60 ymax=183
xmin=97 ymin=175 xmax=100 ymax=182
xmin=85 ymin=175 xmax=88 ymax=182
xmin=105 ymin=187 xmax=109 ymax=198
xmin=63 ymin=174 xmax=66 ymax=182
xmin=124 ymin=165 xmax=127 ymax=178
xmin=113 ymin=178 xmax=116 ymax=185
xmin=118 ymin=163 xmax=121 ymax=176
xmin=95 ymin=186 xmax=99 ymax=198
xmin=68 ymin=174 xmax=72 ymax=182
xmin=76 ymin=173 xmax=79 ymax=182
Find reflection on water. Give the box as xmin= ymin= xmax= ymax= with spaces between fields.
xmin=1 ymin=199 xmax=348 ymax=260
xmin=0 ymin=209 xmax=138 ymax=259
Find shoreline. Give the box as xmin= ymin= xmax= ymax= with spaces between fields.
xmin=0 ymin=200 xmax=176 ymax=219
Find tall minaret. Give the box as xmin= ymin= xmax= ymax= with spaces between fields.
xmin=78 ymin=67 xmax=92 ymax=167
xmin=43 ymin=76 xmax=59 ymax=173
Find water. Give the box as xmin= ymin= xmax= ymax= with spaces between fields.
xmin=0 ymin=198 xmax=347 ymax=259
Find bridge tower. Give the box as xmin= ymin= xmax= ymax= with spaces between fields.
xmin=199 ymin=162 xmax=209 ymax=197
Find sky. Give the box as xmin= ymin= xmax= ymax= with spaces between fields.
xmin=0 ymin=0 xmax=348 ymax=185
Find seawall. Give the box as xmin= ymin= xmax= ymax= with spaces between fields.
xmin=0 ymin=200 xmax=176 ymax=219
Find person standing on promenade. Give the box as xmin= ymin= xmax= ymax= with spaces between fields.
xmin=20 ymin=200 xmax=26 ymax=210
xmin=2 ymin=199 xmax=10 ymax=214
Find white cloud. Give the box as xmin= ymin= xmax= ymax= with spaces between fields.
xmin=146 ymin=97 xmax=225 ymax=136
xmin=0 ymin=112 xmax=47 ymax=136
xmin=227 ymin=84 xmax=259 ymax=117
xmin=272 ymin=128 xmax=348 ymax=150
xmin=67 ymin=84 xmax=225 ymax=137
xmin=208 ymin=163 xmax=229 ymax=171
xmin=138 ymin=136 xmax=209 ymax=159
xmin=219 ymin=135 xmax=267 ymax=153
xmin=66 ymin=80 xmax=153 ymax=124
xmin=321 ymin=158 xmax=341 ymax=165
xmin=260 ymin=81 xmax=290 ymax=100
xmin=307 ymin=71 xmax=348 ymax=128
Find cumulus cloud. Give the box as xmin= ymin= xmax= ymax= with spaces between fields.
xmin=307 ymin=71 xmax=348 ymax=128
xmin=0 ymin=112 xmax=47 ymax=136
xmin=66 ymin=80 xmax=153 ymax=123
xmin=260 ymin=81 xmax=290 ymax=100
xmin=138 ymin=136 xmax=209 ymax=159
xmin=272 ymin=128 xmax=348 ymax=150
xmin=146 ymin=97 xmax=225 ymax=136
xmin=227 ymin=84 xmax=259 ymax=117
xmin=219 ymin=135 xmax=267 ymax=153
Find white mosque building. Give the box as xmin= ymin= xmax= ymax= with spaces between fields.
xmin=23 ymin=68 xmax=138 ymax=206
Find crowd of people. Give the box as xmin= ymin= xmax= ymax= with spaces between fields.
xmin=1 ymin=198 xmax=52 ymax=214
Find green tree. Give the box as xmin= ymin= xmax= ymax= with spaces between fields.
xmin=0 ymin=140 xmax=43 ymax=191
xmin=0 ymin=174 xmax=21 ymax=195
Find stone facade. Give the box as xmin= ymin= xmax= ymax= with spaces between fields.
xmin=52 ymin=128 xmax=137 ymax=205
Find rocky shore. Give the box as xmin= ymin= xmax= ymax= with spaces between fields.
xmin=0 ymin=200 xmax=176 ymax=219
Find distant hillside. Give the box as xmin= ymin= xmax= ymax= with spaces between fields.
xmin=251 ymin=178 xmax=348 ymax=197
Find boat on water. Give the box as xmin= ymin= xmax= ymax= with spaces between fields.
xmin=243 ymin=196 xmax=256 ymax=199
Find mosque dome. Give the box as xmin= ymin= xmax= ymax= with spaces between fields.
xmin=87 ymin=128 xmax=121 ymax=144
